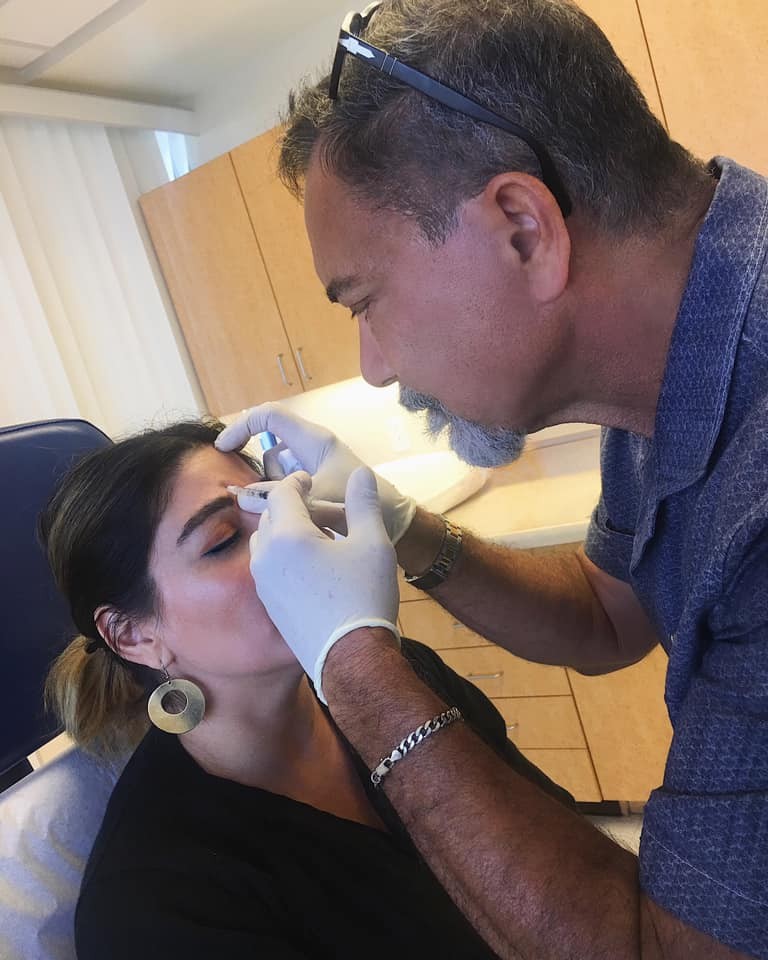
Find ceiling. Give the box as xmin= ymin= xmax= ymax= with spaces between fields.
xmin=0 ymin=0 xmax=338 ymax=108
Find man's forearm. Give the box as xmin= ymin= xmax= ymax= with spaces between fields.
xmin=398 ymin=508 xmax=626 ymax=673
xmin=325 ymin=630 xmax=749 ymax=960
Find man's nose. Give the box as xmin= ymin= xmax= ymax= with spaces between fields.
xmin=358 ymin=319 xmax=397 ymax=388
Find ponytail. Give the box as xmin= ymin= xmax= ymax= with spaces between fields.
xmin=45 ymin=636 xmax=150 ymax=759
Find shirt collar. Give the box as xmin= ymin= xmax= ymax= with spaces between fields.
xmin=651 ymin=158 xmax=768 ymax=492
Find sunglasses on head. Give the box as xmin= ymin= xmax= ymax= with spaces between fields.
xmin=328 ymin=1 xmax=572 ymax=218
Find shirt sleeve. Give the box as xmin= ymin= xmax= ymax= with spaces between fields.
xmin=583 ymin=426 xmax=650 ymax=583
xmin=639 ymin=526 xmax=768 ymax=958
xmin=583 ymin=498 xmax=635 ymax=582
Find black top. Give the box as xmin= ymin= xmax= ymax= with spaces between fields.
xmin=75 ymin=640 xmax=573 ymax=959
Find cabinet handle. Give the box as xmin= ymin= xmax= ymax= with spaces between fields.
xmin=466 ymin=671 xmax=503 ymax=680
xmin=276 ymin=353 xmax=293 ymax=387
xmin=296 ymin=347 xmax=312 ymax=382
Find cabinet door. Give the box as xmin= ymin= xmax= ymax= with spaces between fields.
xmin=140 ymin=154 xmax=301 ymax=416
xmin=494 ymin=696 xmax=587 ymax=750
xmin=638 ymin=0 xmax=768 ymax=172
xmin=231 ymin=128 xmax=360 ymax=389
xmin=399 ymin=598 xmax=491 ymax=650
xmin=576 ymin=0 xmax=664 ymax=120
xmin=440 ymin=646 xmax=571 ymax=698
xmin=521 ymin=749 xmax=602 ymax=802
xmin=568 ymin=645 xmax=673 ymax=801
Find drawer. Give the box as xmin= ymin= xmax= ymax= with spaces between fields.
xmin=493 ymin=696 xmax=586 ymax=749
xmin=440 ymin=647 xmax=570 ymax=697
xmin=520 ymin=748 xmax=602 ymax=802
xmin=399 ymin=598 xmax=490 ymax=650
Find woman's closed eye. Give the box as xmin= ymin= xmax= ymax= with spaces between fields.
xmin=203 ymin=530 xmax=241 ymax=558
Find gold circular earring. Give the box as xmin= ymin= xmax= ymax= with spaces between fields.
xmin=147 ymin=665 xmax=205 ymax=734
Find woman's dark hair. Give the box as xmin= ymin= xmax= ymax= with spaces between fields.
xmin=39 ymin=419 xmax=262 ymax=757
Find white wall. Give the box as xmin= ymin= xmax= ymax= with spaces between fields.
xmin=190 ymin=2 xmax=349 ymax=168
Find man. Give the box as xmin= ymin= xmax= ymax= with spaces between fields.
xmin=217 ymin=0 xmax=767 ymax=956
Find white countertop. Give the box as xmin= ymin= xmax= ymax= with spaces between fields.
xmin=445 ymin=435 xmax=602 ymax=548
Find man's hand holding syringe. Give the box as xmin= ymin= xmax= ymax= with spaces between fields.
xmin=217 ymin=403 xmax=420 ymax=701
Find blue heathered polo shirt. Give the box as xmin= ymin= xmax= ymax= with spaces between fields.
xmin=584 ymin=158 xmax=768 ymax=957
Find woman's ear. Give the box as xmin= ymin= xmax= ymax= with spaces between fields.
xmin=94 ymin=605 xmax=159 ymax=669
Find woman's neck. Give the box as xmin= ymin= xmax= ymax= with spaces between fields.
xmin=176 ymin=669 xmax=386 ymax=831
xmin=179 ymin=669 xmax=325 ymax=789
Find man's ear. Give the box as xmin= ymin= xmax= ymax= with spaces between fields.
xmin=485 ymin=171 xmax=571 ymax=304
xmin=94 ymin=605 xmax=159 ymax=669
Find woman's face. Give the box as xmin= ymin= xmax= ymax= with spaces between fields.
xmin=141 ymin=445 xmax=299 ymax=684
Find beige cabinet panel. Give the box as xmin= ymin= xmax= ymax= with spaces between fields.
xmin=494 ymin=696 xmax=587 ymax=750
xmin=568 ymin=645 xmax=672 ymax=801
xmin=576 ymin=0 xmax=664 ymax=120
xmin=231 ymin=128 xmax=360 ymax=389
xmin=399 ymin=598 xmax=490 ymax=650
xmin=521 ymin=748 xmax=602 ymax=802
xmin=440 ymin=646 xmax=570 ymax=698
xmin=638 ymin=0 xmax=768 ymax=172
xmin=140 ymin=155 xmax=301 ymax=415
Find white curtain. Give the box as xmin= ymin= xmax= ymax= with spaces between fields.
xmin=0 ymin=117 xmax=203 ymax=438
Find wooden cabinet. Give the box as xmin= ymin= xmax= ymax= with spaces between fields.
xmin=399 ymin=596 xmax=490 ymax=650
xmin=522 ymin=750 xmax=602 ymax=802
xmin=438 ymin=647 xmax=571 ymax=699
xmin=577 ymin=0 xmax=664 ymax=121
xmin=399 ymin=540 xmax=673 ymax=804
xmin=637 ymin=0 xmax=768 ymax=173
xmin=582 ymin=0 xmax=768 ymax=174
xmin=399 ymin=593 xmax=602 ymax=802
xmin=231 ymin=129 xmax=359 ymax=389
xmin=568 ymin=646 xmax=672 ymax=801
xmin=140 ymin=131 xmax=360 ymax=416
xmin=139 ymin=154 xmax=302 ymax=415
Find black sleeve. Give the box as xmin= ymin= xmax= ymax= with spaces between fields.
xmin=400 ymin=638 xmax=576 ymax=810
xmin=75 ymin=868 xmax=311 ymax=960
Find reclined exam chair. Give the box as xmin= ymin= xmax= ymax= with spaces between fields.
xmin=0 ymin=419 xmax=129 ymax=960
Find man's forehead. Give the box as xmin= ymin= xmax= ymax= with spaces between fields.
xmin=303 ymin=159 xmax=394 ymax=287
xmin=304 ymin=162 xmax=368 ymax=249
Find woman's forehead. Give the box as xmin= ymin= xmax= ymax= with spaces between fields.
xmin=162 ymin=448 xmax=258 ymax=527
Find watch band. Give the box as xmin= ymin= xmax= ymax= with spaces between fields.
xmin=404 ymin=517 xmax=463 ymax=591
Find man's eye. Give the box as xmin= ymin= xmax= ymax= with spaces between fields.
xmin=204 ymin=531 xmax=241 ymax=557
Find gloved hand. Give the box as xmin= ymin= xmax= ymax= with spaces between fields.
xmin=216 ymin=402 xmax=417 ymax=544
xmin=250 ymin=467 xmax=401 ymax=703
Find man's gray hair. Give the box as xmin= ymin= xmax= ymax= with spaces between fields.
xmin=279 ymin=0 xmax=709 ymax=241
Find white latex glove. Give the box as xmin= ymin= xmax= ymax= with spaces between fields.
xmin=216 ymin=402 xmax=417 ymax=544
xmin=251 ymin=467 xmax=401 ymax=703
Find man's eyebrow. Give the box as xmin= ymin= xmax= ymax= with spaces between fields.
xmin=325 ymin=274 xmax=361 ymax=304
xmin=177 ymin=496 xmax=235 ymax=546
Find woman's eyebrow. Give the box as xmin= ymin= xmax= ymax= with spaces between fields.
xmin=177 ymin=495 xmax=235 ymax=546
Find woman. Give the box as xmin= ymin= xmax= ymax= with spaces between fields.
xmin=41 ymin=419 xmax=572 ymax=960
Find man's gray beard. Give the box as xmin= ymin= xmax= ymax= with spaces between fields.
xmin=399 ymin=385 xmax=526 ymax=468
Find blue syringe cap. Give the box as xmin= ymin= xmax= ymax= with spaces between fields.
xmin=258 ymin=431 xmax=278 ymax=452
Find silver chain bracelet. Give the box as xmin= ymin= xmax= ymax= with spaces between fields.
xmin=370 ymin=706 xmax=463 ymax=787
